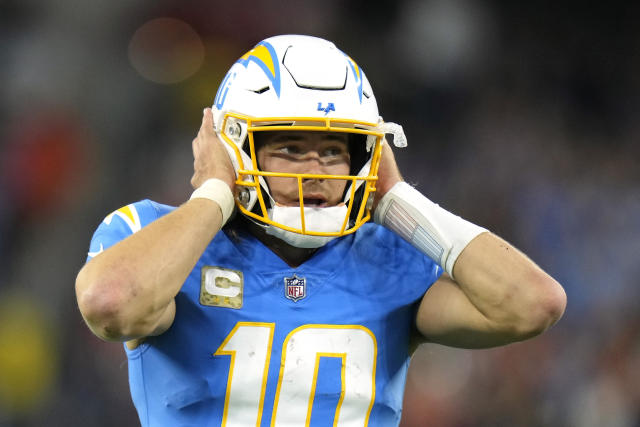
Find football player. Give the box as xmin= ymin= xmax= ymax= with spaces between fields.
xmin=76 ymin=35 xmax=566 ymax=426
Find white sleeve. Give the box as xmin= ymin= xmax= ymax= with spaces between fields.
xmin=374 ymin=181 xmax=487 ymax=278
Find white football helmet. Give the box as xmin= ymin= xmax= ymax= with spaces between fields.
xmin=212 ymin=34 xmax=405 ymax=248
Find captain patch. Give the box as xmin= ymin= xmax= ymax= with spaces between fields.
xmin=200 ymin=266 xmax=243 ymax=309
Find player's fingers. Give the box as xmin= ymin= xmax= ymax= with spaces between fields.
xmin=382 ymin=138 xmax=394 ymax=156
xmin=379 ymin=140 xmax=399 ymax=169
xmin=196 ymin=108 xmax=208 ymax=138
xmin=201 ymin=107 xmax=214 ymax=136
xmin=372 ymin=140 xmax=403 ymax=211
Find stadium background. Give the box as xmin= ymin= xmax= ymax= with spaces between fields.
xmin=1 ymin=1 xmax=638 ymax=426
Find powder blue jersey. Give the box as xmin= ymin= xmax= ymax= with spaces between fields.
xmin=87 ymin=200 xmax=442 ymax=427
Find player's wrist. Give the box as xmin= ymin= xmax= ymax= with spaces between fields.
xmin=374 ymin=181 xmax=487 ymax=278
xmin=190 ymin=178 xmax=235 ymax=225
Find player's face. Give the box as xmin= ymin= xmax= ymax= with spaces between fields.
xmin=256 ymin=131 xmax=351 ymax=207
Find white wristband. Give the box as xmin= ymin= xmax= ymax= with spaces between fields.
xmin=190 ymin=178 xmax=234 ymax=225
xmin=374 ymin=181 xmax=487 ymax=278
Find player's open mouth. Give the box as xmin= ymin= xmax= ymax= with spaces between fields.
xmin=300 ymin=198 xmax=328 ymax=207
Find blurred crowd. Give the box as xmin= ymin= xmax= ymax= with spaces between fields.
xmin=0 ymin=1 xmax=638 ymax=426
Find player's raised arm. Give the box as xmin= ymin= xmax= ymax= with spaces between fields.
xmin=373 ymin=142 xmax=566 ymax=349
xmin=415 ymin=235 xmax=566 ymax=348
xmin=75 ymin=108 xmax=235 ymax=344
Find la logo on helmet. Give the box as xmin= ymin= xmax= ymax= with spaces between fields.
xmin=317 ymin=102 xmax=335 ymax=115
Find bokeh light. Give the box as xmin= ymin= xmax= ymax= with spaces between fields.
xmin=0 ymin=292 xmax=57 ymax=415
xmin=1 ymin=110 xmax=87 ymax=218
xmin=128 ymin=17 xmax=205 ymax=84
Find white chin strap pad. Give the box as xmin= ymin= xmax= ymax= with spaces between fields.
xmin=266 ymin=205 xmax=348 ymax=248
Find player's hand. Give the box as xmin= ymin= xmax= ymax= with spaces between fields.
xmin=372 ymin=140 xmax=403 ymax=211
xmin=191 ymin=108 xmax=236 ymax=190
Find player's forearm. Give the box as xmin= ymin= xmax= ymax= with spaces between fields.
xmin=76 ymin=198 xmax=224 ymax=341
xmin=451 ymin=232 xmax=566 ymax=343
xmin=376 ymin=182 xmax=566 ymax=346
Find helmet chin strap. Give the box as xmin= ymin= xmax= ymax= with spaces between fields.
xmin=265 ymin=205 xmax=349 ymax=248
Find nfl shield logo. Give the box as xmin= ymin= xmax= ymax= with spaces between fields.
xmin=284 ymin=274 xmax=306 ymax=302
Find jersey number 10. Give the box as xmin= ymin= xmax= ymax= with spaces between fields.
xmin=215 ymin=322 xmax=377 ymax=426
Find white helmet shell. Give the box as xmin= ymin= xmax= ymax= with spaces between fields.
xmin=213 ymin=35 xmax=379 ymax=130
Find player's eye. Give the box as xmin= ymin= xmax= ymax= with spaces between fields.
xmin=275 ymin=144 xmax=302 ymax=156
xmin=322 ymin=146 xmax=346 ymax=157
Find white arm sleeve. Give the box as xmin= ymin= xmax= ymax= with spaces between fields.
xmin=374 ymin=181 xmax=487 ymax=278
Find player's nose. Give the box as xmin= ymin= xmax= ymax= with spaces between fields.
xmin=299 ymin=152 xmax=327 ymax=177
